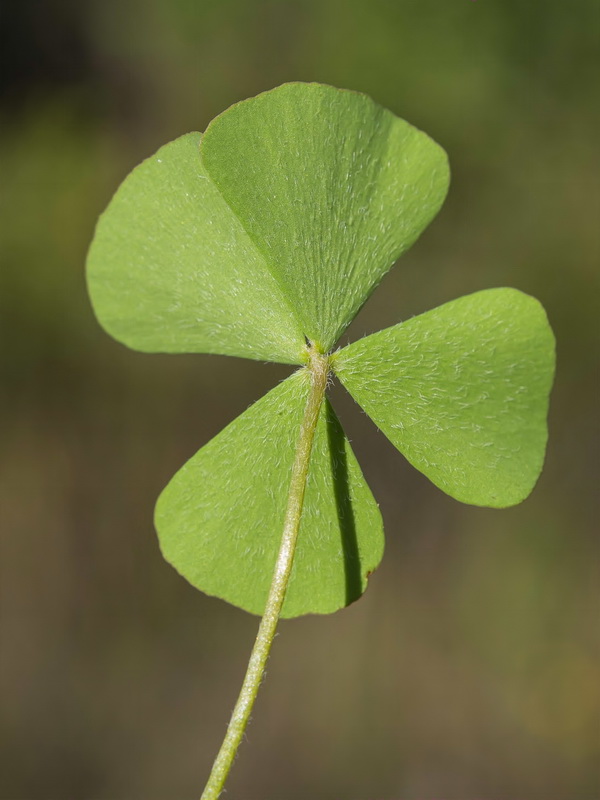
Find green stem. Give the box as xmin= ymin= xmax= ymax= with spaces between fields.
xmin=200 ymin=347 xmax=330 ymax=800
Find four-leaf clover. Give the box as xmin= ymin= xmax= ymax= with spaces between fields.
xmin=87 ymin=82 xmax=555 ymax=619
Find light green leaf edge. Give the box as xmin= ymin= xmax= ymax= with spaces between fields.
xmin=333 ymin=288 xmax=556 ymax=508
xmin=200 ymin=81 xmax=450 ymax=352
xmin=155 ymin=369 xmax=384 ymax=617
xmin=86 ymin=133 xmax=306 ymax=364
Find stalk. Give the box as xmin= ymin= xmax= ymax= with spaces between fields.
xmin=200 ymin=346 xmax=330 ymax=800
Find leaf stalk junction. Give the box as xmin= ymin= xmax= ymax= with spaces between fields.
xmin=201 ymin=343 xmax=330 ymax=799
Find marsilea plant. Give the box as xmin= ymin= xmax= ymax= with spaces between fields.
xmin=86 ymin=82 xmax=555 ymax=798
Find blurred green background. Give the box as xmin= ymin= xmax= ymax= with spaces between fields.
xmin=1 ymin=1 xmax=598 ymax=798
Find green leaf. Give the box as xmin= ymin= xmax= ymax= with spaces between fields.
xmin=86 ymin=133 xmax=306 ymax=364
xmin=200 ymin=82 xmax=450 ymax=352
xmin=334 ymin=289 xmax=555 ymax=508
xmin=155 ymin=369 xmax=384 ymax=617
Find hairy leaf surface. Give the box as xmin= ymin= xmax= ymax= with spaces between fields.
xmin=334 ymin=289 xmax=555 ymax=507
xmin=200 ymin=82 xmax=449 ymax=351
xmin=155 ymin=370 xmax=384 ymax=617
xmin=87 ymin=133 xmax=306 ymax=363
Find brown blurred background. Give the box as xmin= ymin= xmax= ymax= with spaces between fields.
xmin=0 ymin=1 xmax=598 ymax=798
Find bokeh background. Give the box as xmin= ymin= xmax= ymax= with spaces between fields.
xmin=1 ymin=1 xmax=598 ymax=798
